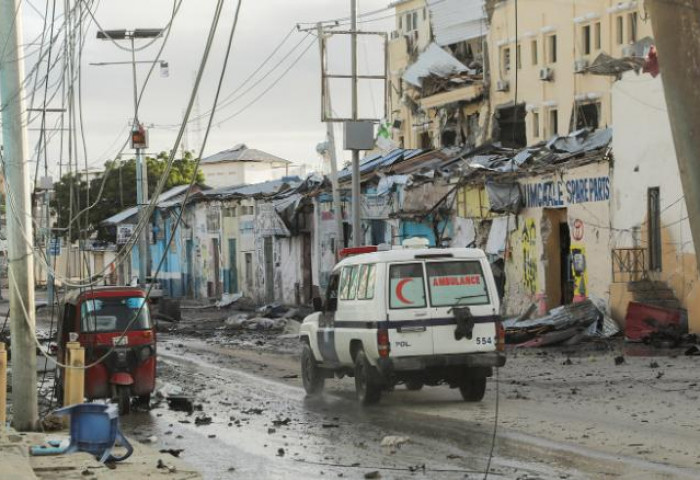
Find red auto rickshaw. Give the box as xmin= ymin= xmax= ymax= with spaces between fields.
xmin=56 ymin=287 xmax=156 ymax=414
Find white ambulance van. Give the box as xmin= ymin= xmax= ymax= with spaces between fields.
xmin=299 ymin=245 xmax=506 ymax=405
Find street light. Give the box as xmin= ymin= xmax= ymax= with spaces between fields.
xmin=95 ymin=28 xmax=163 ymax=286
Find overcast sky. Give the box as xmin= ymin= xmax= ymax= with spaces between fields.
xmin=15 ymin=0 xmax=394 ymax=180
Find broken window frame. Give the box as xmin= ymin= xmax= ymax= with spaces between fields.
xmin=501 ymin=46 xmax=511 ymax=73
xmin=572 ymin=101 xmax=601 ymax=131
xmin=627 ymin=12 xmax=638 ymax=43
xmin=547 ymin=34 xmax=557 ymax=64
xmin=582 ymin=24 xmax=591 ymax=56
xmin=549 ymin=108 xmax=559 ymax=137
xmin=616 ymin=15 xmax=624 ymax=45
xmin=532 ymin=110 xmax=540 ymax=139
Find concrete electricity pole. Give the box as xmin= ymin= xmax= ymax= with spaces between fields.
xmin=0 ymin=0 xmax=39 ymax=430
xmin=316 ymin=23 xmax=345 ymax=252
xmin=350 ymin=0 xmax=362 ymax=247
xmin=646 ymin=1 xmax=700 ymax=270
xmin=96 ymin=29 xmax=163 ymax=284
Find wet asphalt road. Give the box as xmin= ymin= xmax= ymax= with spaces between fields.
xmin=120 ymin=340 xmax=584 ymax=480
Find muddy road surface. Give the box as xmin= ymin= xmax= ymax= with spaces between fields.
xmin=121 ymin=339 xmax=576 ymax=480
xmin=117 ymin=337 xmax=692 ymax=480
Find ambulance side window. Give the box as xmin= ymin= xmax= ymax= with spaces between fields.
xmin=389 ymin=263 xmax=427 ymax=309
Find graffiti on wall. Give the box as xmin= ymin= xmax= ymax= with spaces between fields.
xmin=571 ymin=243 xmax=588 ymax=301
xmin=522 ymin=219 xmax=538 ymax=295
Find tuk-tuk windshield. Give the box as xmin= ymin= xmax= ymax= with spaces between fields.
xmin=80 ymin=296 xmax=151 ymax=333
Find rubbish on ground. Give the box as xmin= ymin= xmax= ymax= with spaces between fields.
xmin=364 ymin=471 xmax=381 ymax=479
xmin=157 ymin=459 xmax=177 ymax=473
xmin=225 ymin=315 xmax=287 ymax=331
xmin=159 ymin=448 xmax=184 ymax=458
xmin=257 ymin=303 xmax=288 ymax=318
xmin=194 ymin=415 xmax=212 ymax=426
xmin=685 ymin=345 xmax=700 ymax=356
xmin=272 ymin=417 xmax=291 ymax=426
xmin=166 ymin=396 xmax=195 ymax=414
xmin=624 ymin=302 xmax=686 ymax=343
xmin=216 ymin=293 xmax=243 ymax=309
xmin=615 ymin=355 xmax=625 ymax=365
xmin=277 ymin=447 xmax=285 ymax=457
xmin=242 ymin=408 xmax=264 ymax=415
xmin=144 ymin=436 xmax=158 ymax=443
xmin=380 ymin=435 xmax=410 ymax=448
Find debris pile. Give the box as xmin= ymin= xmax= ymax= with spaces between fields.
xmin=504 ymin=299 xmax=620 ymax=347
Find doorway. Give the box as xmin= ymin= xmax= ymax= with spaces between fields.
xmin=301 ymin=234 xmax=313 ymax=304
xmin=544 ymin=209 xmax=574 ymax=309
xmin=264 ymin=237 xmax=274 ymax=302
xmin=212 ymin=238 xmax=222 ymax=297
xmin=228 ymin=238 xmax=238 ymax=294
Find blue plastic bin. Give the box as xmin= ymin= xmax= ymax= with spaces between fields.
xmin=31 ymin=403 xmax=133 ymax=463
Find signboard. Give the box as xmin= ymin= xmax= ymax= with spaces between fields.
xmin=49 ymin=238 xmax=61 ymax=256
xmin=521 ymin=175 xmax=610 ymax=209
xmin=117 ymin=224 xmax=135 ymax=245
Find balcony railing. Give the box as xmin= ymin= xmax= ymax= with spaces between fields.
xmin=612 ymin=247 xmax=647 ymax=283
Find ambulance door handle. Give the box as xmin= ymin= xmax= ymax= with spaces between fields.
xmin=414 ymin=312 xmax=428 ymax=317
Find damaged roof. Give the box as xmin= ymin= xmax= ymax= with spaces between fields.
xmin=201 ymin=144 xmax=291 ymax=165
xmin=427 ymin=0 xmax=488 ymax=47
xmin=198 ymin=176 xmax=302 ymax=199
xmin=101 ymin=184 xmax=204 ymax=226
xmin=455 ymin=127 xmax=613 ymax=175
xmin=403 ymin=43 xmax=472 ymax=87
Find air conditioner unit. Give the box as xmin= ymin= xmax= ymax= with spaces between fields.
xmin=496 ymin=80 xmax=510 ymax=92
xmin=390 ymin=30 xmax=400 ymax=40
xmin=621 ymin=45 xmax=636 ymax=57
xmin=574 ymin=59 xmax=589 ymax=73
xmin=539 ymin=67 xmax=554 ymax=81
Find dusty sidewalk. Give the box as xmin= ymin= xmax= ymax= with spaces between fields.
xmin=166 ymin=332 xmax=700 ymax=476
xmin=0 ymin=426 xmax=201 ymax=479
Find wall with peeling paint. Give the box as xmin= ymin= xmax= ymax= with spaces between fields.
xmin=611 ymin=72 xmax=700 ymax=333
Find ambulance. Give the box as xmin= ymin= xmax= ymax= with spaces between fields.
xmin=299 ymin=243 xmax=506 ymax=405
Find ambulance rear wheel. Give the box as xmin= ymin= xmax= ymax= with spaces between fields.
xmin=301 ymin=343 xmax=325 ymax=395
xmin=354 ymin=350 xmax=381 ymax=405
xmin=459 ymin=375 xmax=486 ymax=402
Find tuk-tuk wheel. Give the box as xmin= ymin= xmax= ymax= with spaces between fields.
xmin=138 ymin=394 xmax=151 ymax=408
xmin=117 ymin=386 xmax=131 ymax=414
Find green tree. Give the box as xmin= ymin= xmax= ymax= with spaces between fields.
xmin=51 ymin=151 xmax=204 ymax=241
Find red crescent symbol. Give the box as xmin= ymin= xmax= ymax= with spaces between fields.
xmin=396 ymin=278 xmax=414 ymax=304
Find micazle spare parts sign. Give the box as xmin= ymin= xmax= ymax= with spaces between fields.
xmin=522 ymin=175 xmax=610 ymax=209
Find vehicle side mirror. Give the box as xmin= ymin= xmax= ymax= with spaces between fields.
xmin=312 ymin=297 xmax=323 ymax=312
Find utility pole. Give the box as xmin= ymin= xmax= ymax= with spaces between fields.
xmin=350 ymin=0 xmax=362 ymax=247
xmin=646 ymin=2 xmax=700 ymax=271
xmin=317 ymin=23 xmax=345 ymax=252
xmin=0 ymin=0 xmax=39 ymax=430
xmin=96 ymin=29 xmax=163 ymax=285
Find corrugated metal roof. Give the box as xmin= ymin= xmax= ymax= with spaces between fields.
xmin=338 ymin=149 xmax=425 ymax=182
xmin=201 ymin=144 xmax=291 ymax=165
xmin=200 ymin=176 xmax=301 ymax=199
xmin=101 ymin=184 xmax=195 ymax=225
xmin=427 ymin=0 xmax=487 ymax=47
xmin=402 ymin=43 xmax=470 ymax=87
